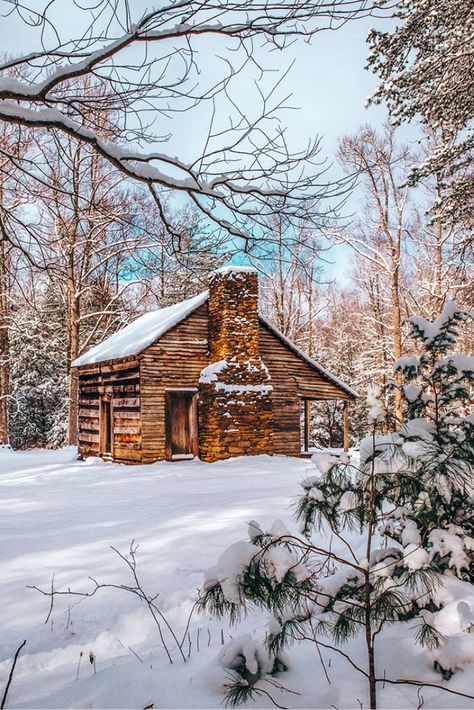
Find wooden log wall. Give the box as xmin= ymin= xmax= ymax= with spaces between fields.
xmin=258 ymin=321 xmax=353 ymax=457
xmin=139 ymin=303 xmax=209 ymax=463
xmin=77 ymin=358 xmax=141 ymax=463
xmin=76 ymin=302 xmax=354 ymax=464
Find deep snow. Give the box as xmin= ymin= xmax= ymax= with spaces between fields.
xmin=0 ymin=448 xmax=472 ymax=709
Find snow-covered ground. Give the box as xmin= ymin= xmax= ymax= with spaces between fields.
xmin=0 ymin=448 xmax=473 ymax=709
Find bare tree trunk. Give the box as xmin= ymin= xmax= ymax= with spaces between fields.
xmin=391 ymin=265 xmax=403 ymax=424
xmin=434 ymin=217 xmax=443 ymax=314
xmin=67 ymin=254 xmax=79 ymax=446
xmin=307 ymin=270 xmax=314 ymax=356
xmin=0 ymin=235 xmax=9 ymax=445
xmin=160 ymin=224 xmax=166 ymax=302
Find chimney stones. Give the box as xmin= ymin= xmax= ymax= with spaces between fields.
xmin=198 ymin=267 xmax=273 ymax=462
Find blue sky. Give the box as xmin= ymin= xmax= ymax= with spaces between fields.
xmin=1 ymin=5 xmax=416 ymax=283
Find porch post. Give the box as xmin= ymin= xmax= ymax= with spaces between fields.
xmin=342 ymin=400 xmax=349 ymax=453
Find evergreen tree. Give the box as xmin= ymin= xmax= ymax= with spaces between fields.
xmin=198 ymin=302 xmax=473 ymax=709
xmin=385 ymin=301 xmax=474 ymax=576
xmin=9 ymin=291 xmax=68 ymax=449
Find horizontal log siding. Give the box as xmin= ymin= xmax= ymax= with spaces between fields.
xmin=139 ymin=303 xmax=209 ymax=463
xmin=77 ymin=358 xmax=141 ymax=463
xmin=258 ymin=321 xmax=352 ymax=456
xmin=77 ymin=306 xmax=354 ymax=463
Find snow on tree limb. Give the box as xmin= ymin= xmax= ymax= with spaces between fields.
xmin=367 ymin=0 xmax=474 ymax=228
xmin=0 ymin=0 xmax=389 ymax=241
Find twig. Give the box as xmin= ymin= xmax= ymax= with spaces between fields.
xmin=1 ymin=640 xmax=26 ymax=709
xmin=178 ymin=599 xmax=198 ymax=650
xmin=255 ymin=687 xmax=288 ymax=710
xmin=45 ymin=574 xmax=55 ymax=624
xmin=111 ymin=544 xmax=186 ymax=664
xmin=377 ymin=677 xmax=474 ymax=701
xmin=76 ymin=651 xmax=83 ymax=681
xmin=128 ymin=646 xmax=143 ymax=664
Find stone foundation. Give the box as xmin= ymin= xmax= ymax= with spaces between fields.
xmin=198 ymin=267 xmax=273 ymax=462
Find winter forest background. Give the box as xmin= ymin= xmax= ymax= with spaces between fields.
xmin=0 ymin=2 xmax=473 ymax=710
xmin=0 ymin=0 xmax=471 ymax=454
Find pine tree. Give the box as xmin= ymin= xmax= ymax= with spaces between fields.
xmin=198 ymin=302 xmax=473 ymax=709
xmin=8 ymin=289 xmax=69 ymax=449
xmin=385 ymin=301 xmax=474 ymax=577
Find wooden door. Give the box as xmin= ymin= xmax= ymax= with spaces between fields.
xmin=165 ymin=390 xmax=198 ymax=460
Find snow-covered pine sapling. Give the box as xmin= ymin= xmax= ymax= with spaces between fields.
xmin=198 ymin=304 xmax=474 ymax=708
xmin=386 ymin=301 xmax=474 ymax=579
xmin=294 ymin=386 xmax=443 ymax=709
xmin=198 ymin=400 xmax=439 ymax=708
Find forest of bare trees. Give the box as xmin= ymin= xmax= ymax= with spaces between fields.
xmin=0 ymin=0 xmax=472 ymax=450
xmin=0 ymin=107 xmax=472 ymax=450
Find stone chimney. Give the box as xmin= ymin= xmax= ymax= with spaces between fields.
xmin=198 ymin=266 xmax=273 ymax=462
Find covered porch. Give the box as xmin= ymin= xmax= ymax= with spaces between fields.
xmin=300 ymin=397 xmax=350 ymax=455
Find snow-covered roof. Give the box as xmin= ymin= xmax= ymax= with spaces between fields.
xmin=72 ymin=290 xmax=357 ymax=397
xmin=72 ymin=291 xmax=208 ymax=367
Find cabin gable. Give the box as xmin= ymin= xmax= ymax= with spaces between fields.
xmin=258 ymin=320 xmax=353 ymax=457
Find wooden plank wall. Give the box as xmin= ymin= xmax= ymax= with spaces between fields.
xmin=139 ymin=303 xmax=209 ymax=463
xmin=77 ymin=305 xmax=354 ymax=463
xmin=258 ymin=321 xmax=353 ymax=456
xmin=77 ymin=358 xmax=141 ymax=463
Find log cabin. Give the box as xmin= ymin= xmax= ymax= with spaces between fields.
xmin=72 ymin=267 xmax=357 ymax=463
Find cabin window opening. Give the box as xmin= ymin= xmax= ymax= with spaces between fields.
xmin=100 ymin=397 xmax=113 ymax=456
xmin=300 ymin=399 xmax=345 ymax=453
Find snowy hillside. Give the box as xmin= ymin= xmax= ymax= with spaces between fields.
xmin=0 ymin=449 xmax=473 ymax=709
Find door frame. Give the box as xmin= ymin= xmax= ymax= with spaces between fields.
xmin=164 ymin=387 xmax=199 ymax=461
xmin=300 ymin=396 xmax=350 ymax=454
xmin=99 ymin=393 xmax=114 ymax=458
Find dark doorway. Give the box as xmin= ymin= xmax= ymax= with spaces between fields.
xmin=100 ymin=397 xmax=113 ymax=456
xmin=165 ymin=390 xmax=198 ymax=460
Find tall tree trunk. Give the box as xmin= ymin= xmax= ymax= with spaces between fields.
xmin=307 ymin=273 xmax=314 ymax=356
xmin=434 ymin=217 xmax=443 ymax=316
xmin=368 ymin=274 xmax=390 ymax=434
xmin=391 ymin=264 xmax=403 ymax=424
xmin=0 ymin=234 xmax=9 ymax=445
xmin=67 ymin=255 xmax=80 ymax=446
xmin=160 ymin=225 xmax=166 ymax=302
xmin=365 ymin=428 xmax=378 ymax=709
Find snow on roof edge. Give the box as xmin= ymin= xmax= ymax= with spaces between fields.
xmin=258 ymin=314 xmax=358 ymax=398
xmin=72 ymin=291 xmax=358 ymax=397
xmin=72 ymin=291 xmax=208 ymax=367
